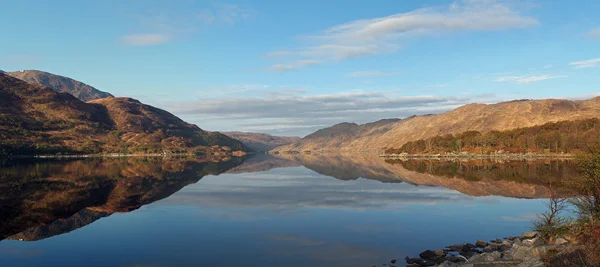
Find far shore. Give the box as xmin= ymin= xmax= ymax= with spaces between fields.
xmin=1 ymin=152 xmax=253 ymax=159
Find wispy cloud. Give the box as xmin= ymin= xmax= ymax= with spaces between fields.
xmin=495 ymin=74 xmax=566 ymax=84
xmin=346 ymin=71 xmax=398 ymax=78
xmin=267 ymin=60 xmax=321 ymax=72
xmin=266 ymin=0 xmax=538 ymax=68
xmin=122 ymin=2 xmax=254 ymax=46
xmin=569 ymin=57 xmax=600 ymax=69
xmin=585 ymin=27 xmax=600 ymax=39
xmin=122 ymin=34 xmax=170 ymax=46
xmin=154 ymin=90 xmax=502 ymax=135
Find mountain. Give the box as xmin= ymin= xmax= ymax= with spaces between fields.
xmin=223 ymin=131 xmax=300 ymax=151
xmin=0 ymin=73 xmax=248 ymax=155
xmin=7 ymin=70 xmax=113 ymax=101
xmin=273 ymin=98 xmax=600 ymax=153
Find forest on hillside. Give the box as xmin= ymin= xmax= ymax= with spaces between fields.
xmin=384 ymin=119 xmax=600 ymax=155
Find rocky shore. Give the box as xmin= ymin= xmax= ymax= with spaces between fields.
xmin=394 ymin=231 xmax=571 ymax=267
xmin=379 ymin=152 xmax=574 ymax=159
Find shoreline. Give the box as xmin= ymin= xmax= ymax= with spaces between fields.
xmin=1 ymin=152 xmax=254 ymax=159
xmin=379 ymin=153 xmax=576 ymax=159
xmin=401 ymin=231 xmax=571 ymax=267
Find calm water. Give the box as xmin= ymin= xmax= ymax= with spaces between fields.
xmin=0 ymin=155 xmax=577 ymax=267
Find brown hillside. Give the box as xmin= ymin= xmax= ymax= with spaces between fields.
xmin=223 ymin=131 xmax=300 ymax=151
xmin=273 ymin=98 xmax=600 ymax=153
xmin=0 ymin=73 xmax=248 ymax=155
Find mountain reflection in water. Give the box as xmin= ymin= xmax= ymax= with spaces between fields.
xmin=0 ymin=153 xmax=571 ymax=267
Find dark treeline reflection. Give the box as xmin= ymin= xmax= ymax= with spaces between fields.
xmin=0 ymin=156 xmax=245 ymax=241
xmin=387 ymin=159 xmax=579 ymax=190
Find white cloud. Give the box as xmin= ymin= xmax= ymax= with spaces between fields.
xmin=122 ymin=2 xmax=253 ymax=46
xmin=267 ymin=60 xmax=321 ymax=72
xmin=586 ymin=27 xmax=600 ymax=38
xmin=122 ymin=34 xmax=170 ymax=46
xmin=267 ymin=0 xmax=537 ymax=66
xmin=569 ymin=58 xmax=600 ymax=69
xmin=495 ymin=74 xmax=566 ymax=84
xmin=154 ymin=90 xmax=501 ymax=135
xmin=346 ymin=71 xmax=398 ymax=78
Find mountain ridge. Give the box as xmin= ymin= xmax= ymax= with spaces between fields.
xmin=7 ymin=70 xmax=113 ymax=101
xmin=273 ymin=97 xmax=600 ymax=153
xmin=223 ymin=131 xmax=301 ymax=151
xmin=0 ymin=73 xmax=248 ymax=155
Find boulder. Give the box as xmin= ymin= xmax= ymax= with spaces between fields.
xmin=516 ymin=259 xmax=544 ymax=267
xmin=475 ymin=240 xmax=489 ymax=248
xmin=521 ymin=232 xmax=538 ymax=239
xmin=506 ymin=236 xmax=520 ymax=241
xmin=446 ymin=244 xmax=464 ymax=252
xmin=522 ymin=237 xmax=544 ymax=247
xmin=483 ymin=244 xmax=498 ymax=252
xmin=553 ymin=238 xmax=569 ymax=245
xmin=502 ymin=240 xmax=512 ymax=246
xmin=469 ymin=251 xmax=502 ymax=263
xmin=420 ymin=250 xmax=438 ymax=259
xmin=498 ymin=244 xmax=512 ymax=252
xmin=434 ymin=249 xmax=446 ymax=257
xmin=459 ymin=251 xmax=479 ymax=258
xmin=504 ymin=244 xmax=531 ymax=261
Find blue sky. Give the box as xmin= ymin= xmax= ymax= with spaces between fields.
xmin=1 ymin=0 xmax=599 ymax=136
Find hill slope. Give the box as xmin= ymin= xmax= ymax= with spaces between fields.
xmin=273 ymin=98 xmax=600 ymax=153
xmin=223 ymin=132 xmax=300 ymax=151
xmin=0 ymin=73 xmax=248 ymax=155
xmin=7 ymin=70 xmax=113 ymax=101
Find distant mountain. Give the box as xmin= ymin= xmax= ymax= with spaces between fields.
xmin=223 ymin=131 xmax=300 ymax=151
xmin=7 ymin=70 xmax=113 ymax=101
xmin=273 ymin=98 xmax=600 ymax=153
xmin=0 ymin=73 xmax=248 ymax=155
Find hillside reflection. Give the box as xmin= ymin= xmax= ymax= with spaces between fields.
xmin=0 ymin=153 xmax=577 ymax=243
xmin=0 ymin=156 xmax=245 ymax=241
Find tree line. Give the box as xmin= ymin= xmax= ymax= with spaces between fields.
xmin=385 ymin=118 xmax=600 ymax=155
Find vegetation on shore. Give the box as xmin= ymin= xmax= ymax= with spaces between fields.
xmin=532 ymin=150 xmax=600 ymax=266
xmin=384 ymin=119 xmax=600 ymax=156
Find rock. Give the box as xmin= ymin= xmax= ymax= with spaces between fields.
xmin=444 ymin=256 xmax=467 ymax=263
xmin=437 ymin=261 xmax=460 ymax=267
xmin=498 ymin=244 xmax=512 ymax=252
xmin=420 ymin=250 xmax=438 ymax=259
xmin=506 ymin=236 xmax=520 ymax=241
xmin=446 ymin=244 xmax=464 ymax=252
xmin=516 ymin=259 xmax=544 ymax=267
xmin=462 ymin=243 xmax=476 ymax=252
xmin=521 ymin=231 xmax=538 ymax=239
xmin=459 ymin=251 xmax=479 ymax=258
xmin=391 ymin=259 xmax=397 ymax=264
xmin=528 ymin=246 xmax=549 ymax=258
xmin=475 ymin=240 xmax=489 ymax=248
xmin=504 ymin=244 xmax=531 ymax=261
xmin=469 ymin=251 xmax=502 ymax=263
xmin=483 ymin=244 xmax=498 ymax=252
xmin=489 ymin=238 xmax=503 ymax=244
xmin=522 ymin=237 xmax=544 ymax=247
xmin=502 ymin=240 xmax=512 ymax=246
xmin=512 ymin=238 xmax=522 ymax=246
xmin=434 ymin=249 xmax=446 ymax=257
xmin=553 ymin=237 xmax=569 ymax=245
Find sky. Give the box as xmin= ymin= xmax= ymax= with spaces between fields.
xmin=1 ymin=0 xmax=599 ymax=137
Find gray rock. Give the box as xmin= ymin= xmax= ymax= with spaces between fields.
xmin=504 ymin=244 xmax=531 ymax=261
xmin=498 ymin=244 xmax=512 ymax=252
xmin=446 ymin=244 xmax=464 ymax=252
xmin=522 ymin=237 xmax=544 ymax=247
xmin=475 ymin=240 xmax=489 ymax=248
xmin=516 ymin=259 xmax=544 ymax=267
xmin=553 ymin=237 xmax=569 ymax=245
xmin=469 ymin=251 xmax=502 ymax=263
xmin=521 ymin=232 xmax=538 ymax=239
xmin=483 ymin=244 xmax=499 ymax=253
xmin=420 ymin=250 xmax=438 ymax=259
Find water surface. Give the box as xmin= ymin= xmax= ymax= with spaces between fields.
xmin=0 ymin=154 xmax=572 ymax=267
